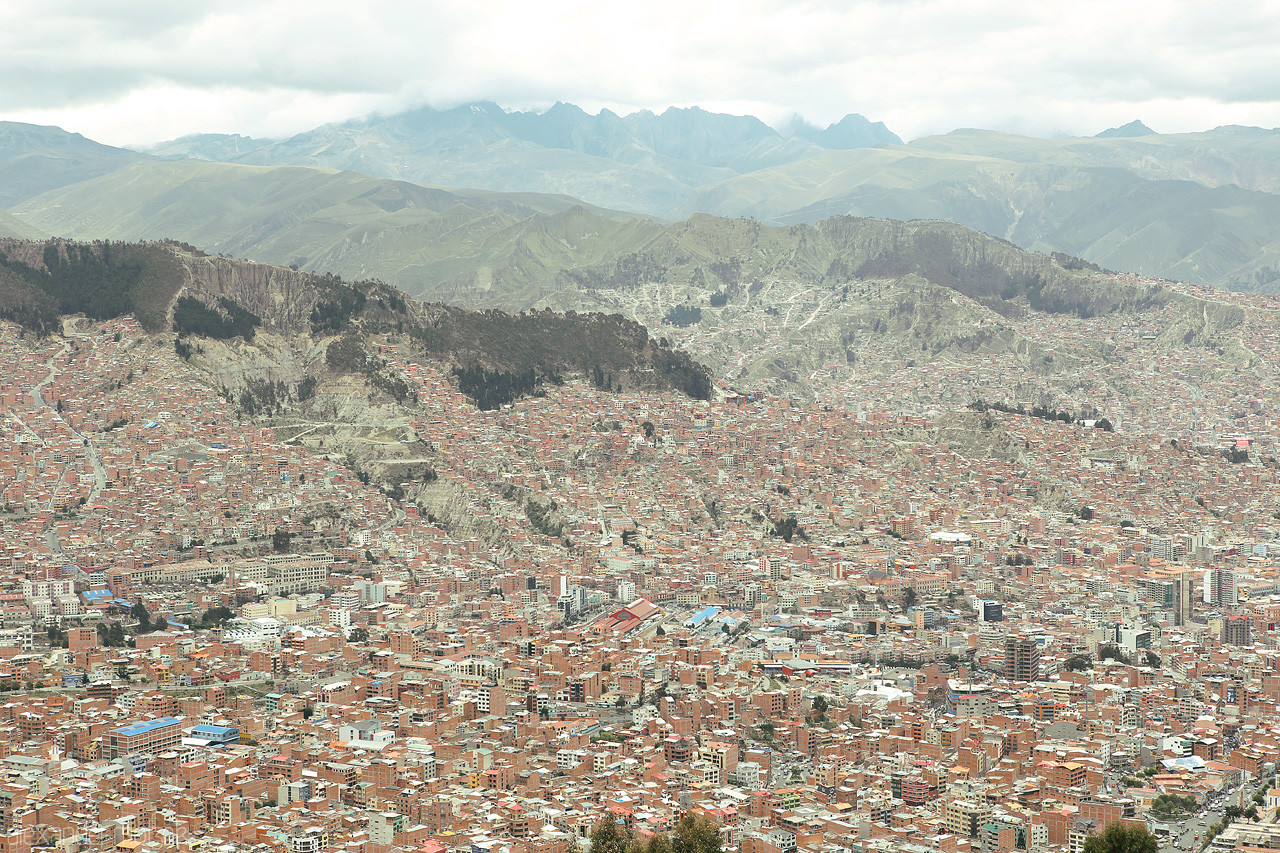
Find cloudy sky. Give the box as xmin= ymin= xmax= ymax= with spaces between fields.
xmin=2 ymin=0 xmax=1278 ymax=146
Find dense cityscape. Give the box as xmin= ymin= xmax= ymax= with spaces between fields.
xmin=0 ymin=260 xmax=1277 ymax=853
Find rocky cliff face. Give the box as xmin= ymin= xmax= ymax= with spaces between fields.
xmin=0 ymin=239 xmax=53 ymax=267
xmin=177 ymin=254 xmax=330 ymax=333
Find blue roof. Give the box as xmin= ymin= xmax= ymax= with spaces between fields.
xmin=112 ymin=716 xmax=184 ymax=737
xmin=191 ymin=724 xmax=238 ymax=736
xmin=1162 ymin=756 xmax=1205 ymax=769
xmin=690 ymin=606 xmax=720 ymax=626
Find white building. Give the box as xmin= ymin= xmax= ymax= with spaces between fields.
xmin=368 ymin=812 xmax=403 ymax=846
xmin=339 ymin=718 xmax=394 ymax=748
xmin=1203 ymin=568 xmax=1238 ymax=606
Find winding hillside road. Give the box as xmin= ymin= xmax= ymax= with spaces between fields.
xmin=31 ymin=339 xmax=107 ymax=556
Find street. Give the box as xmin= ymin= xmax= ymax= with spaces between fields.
xmin=1157 ymin=775 xmax=1268 ymax=853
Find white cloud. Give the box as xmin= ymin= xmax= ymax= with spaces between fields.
xmin=1 ymin=0 xmax=1279 ymax=146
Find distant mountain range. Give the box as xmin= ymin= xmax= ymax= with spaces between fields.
xmin=140 ymin=101 xmax=901 ymax=218
xmin=3 ymin=102 xmax=1280 ymax=292
xmin=681 ymin=133 xmax=1280 ymax=289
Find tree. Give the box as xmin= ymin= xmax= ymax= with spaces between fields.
xmin=641 ymin=421 xmax=655 ymax=444
xmin=201 ymin=606 xmax=234 ymax=626
xmin=671 ymin=814 xmax=722 ymax=853
xmin=1064 ymin=654 xmax=1093 ymax=672
xmin=902 ymin=587 xmax=918 ymax=609
xmin=1224 ymin=446 xmax=1249 ymax=464
xmin=1147 ymin=794 xmax=1197 ymax=821
xmin=271 ymin=528 xmax=292 ymax=553
xmin=348 ymin=626 xmax=369 ymax=644
xmin=647 ymin=835 xmax=674 ymax=853
xmin=106 ymin=622 xmax=126 ymax=647
xmin=771 ymin=516 xmax=804 ymax=543
xmin=621 ymin=528 xmax=642 ymax=554
xmin=589 ymin=815 xmax=633 ymax=853
xmin=131 ymin=602 xmax=151 ymax=632
xmin=663 ymin=304 xmax=702 ymax=327
xmin=812 ymin=695 xmax=829 ymax=714
xmin=1081 ymin=822 xmax=1158 ymax=853
xmin=1098 ymin=644 xmax=1129 ymax=663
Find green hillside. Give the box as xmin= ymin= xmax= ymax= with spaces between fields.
xmin=681 ymin=144 xmax=1280 ymax=291
xmin=0 ymin=239 xmax=186 ymax=334
xmin=0 ymin=209 xmax=43 ymax=240
xmin=15 ymin=112 xmax=1280 ymax=293
xmin=12 ymin=159 xmax=663 ymax=306
xmin=0 ymin=121 xmax=150 ymax=207
xmin=17 ymin=116 xmax=1280 ymax=293
xmin=7 ymin=159 xmax=1187 ymax=321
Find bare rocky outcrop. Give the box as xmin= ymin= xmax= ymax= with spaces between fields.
xmin=178 ymin=254 xmax=329 ymax=333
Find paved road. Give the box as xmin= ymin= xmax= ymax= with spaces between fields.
xmin=31 ymin=341 xmax=71 ymax=555
xmin=1157 ymin=776 xmax=1266 ymax=853
xmin=376 ymin=503 xmax=407 ymax=532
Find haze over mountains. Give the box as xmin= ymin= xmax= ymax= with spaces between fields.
xmin=0 ymin=102 xmax=1266 ymax=420
xmin=4 ymin=101 xmax=1280 ymax=296
xmin=143 ymin=102 xmax=902 ymax=218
